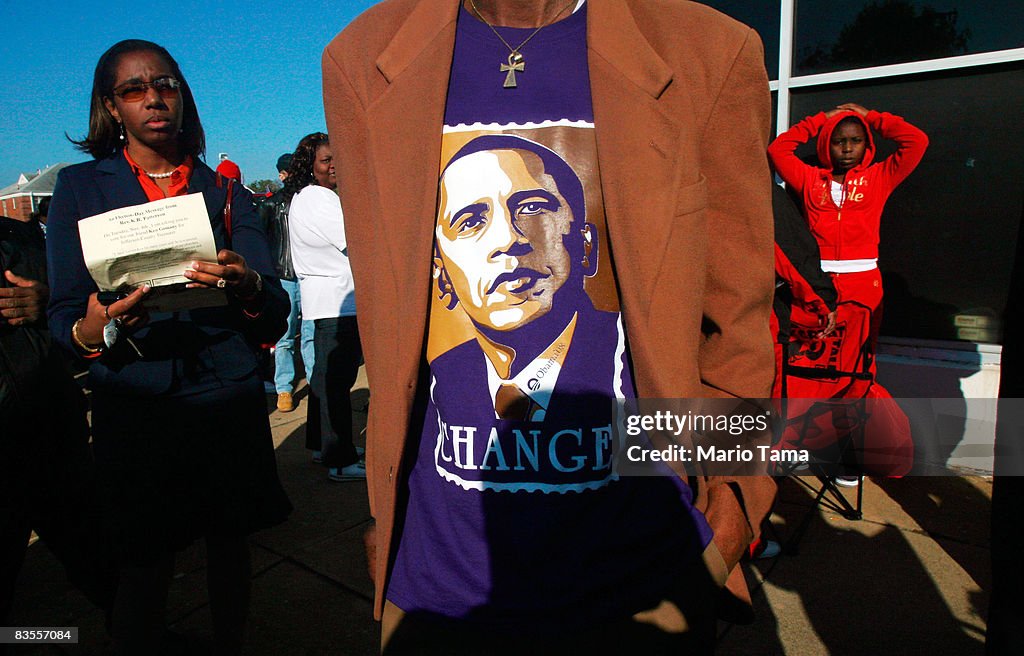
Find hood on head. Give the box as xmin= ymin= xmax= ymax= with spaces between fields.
xmin=816 ymin=110 xmax=875 ymax=172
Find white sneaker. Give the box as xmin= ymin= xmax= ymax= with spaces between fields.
xmin=834 ymin=475 xmax=861 ymax=488
xmin=328 ymin=462 xmax=367 ymax=481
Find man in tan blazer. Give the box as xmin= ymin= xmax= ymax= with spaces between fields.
xmin=323 ymin=0 xmax=777 ymax=651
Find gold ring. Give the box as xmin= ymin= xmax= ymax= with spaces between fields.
xmin=216 ymin=278 xmax=227 ymax=289
xmin=104 ymin=305 xmax=111 ymax=320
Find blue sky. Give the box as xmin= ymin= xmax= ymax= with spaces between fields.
xmin=0 ymin=0 xmax=378 ymax=186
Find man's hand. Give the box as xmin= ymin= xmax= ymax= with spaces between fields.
xmin=363 ymin=521 xmax=377 ymax=584
xmin=0 ymin=270 xmax=48 ymax=326
xmin=818 ymin=310 xmax=838 ymax=338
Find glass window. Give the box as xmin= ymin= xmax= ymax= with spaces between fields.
xmin=794 ymin=1 xmax=1024 ymax=76
xmin=700 ymin=1 xmax=781 ymax=79
xmin=784 ymin=66 xmax=1024 ymax=343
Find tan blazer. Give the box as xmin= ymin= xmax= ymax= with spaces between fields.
xmin=323 ymin=0 xmax=777 ymax=622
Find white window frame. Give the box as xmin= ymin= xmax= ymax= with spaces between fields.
xmin=770 ymin=1 xmax=1024 ymax=137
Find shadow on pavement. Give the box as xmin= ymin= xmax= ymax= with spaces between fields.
xmin=720 ymin=475 xmax=988 ymax=655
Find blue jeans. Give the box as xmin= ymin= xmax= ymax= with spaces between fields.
xmin=273 ymin=278 xmax=315 ymax=393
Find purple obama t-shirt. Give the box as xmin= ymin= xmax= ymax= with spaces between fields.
xmin=387 ymin=2 xmax=713 ymax=631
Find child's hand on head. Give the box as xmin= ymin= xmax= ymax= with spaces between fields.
xmin=836 ymin=103 xmax=869 ymax=117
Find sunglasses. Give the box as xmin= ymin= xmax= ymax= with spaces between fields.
xmin=111 ymin=77 xmax=181 ymax=102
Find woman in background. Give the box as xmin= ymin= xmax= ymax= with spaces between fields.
xmin=285 ymin=132 xmax=364 ymax=482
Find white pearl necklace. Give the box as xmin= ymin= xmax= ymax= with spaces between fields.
xmin=145 ymin=169 xmax=175 ymax=179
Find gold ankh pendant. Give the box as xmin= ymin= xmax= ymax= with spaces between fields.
xmin=500 ymin=52 xmax=525 ymax=88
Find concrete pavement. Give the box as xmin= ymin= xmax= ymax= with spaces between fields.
xmin=7 ymin=368 xmax=991 ymax=654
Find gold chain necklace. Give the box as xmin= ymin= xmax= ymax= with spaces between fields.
xmin=468 ymin=0 xmax=577 ymax=88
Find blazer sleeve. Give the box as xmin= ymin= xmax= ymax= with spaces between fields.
xmin=224 ymin=180 xmax=288 ymax=345
xmin=695 ymin=28 xmax=777 ymax=576
xmin=45 ymin=169 xmax=96 ymax=360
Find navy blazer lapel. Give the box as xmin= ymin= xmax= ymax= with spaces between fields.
xmin=95 ymin=154 xmax=150 ymax=210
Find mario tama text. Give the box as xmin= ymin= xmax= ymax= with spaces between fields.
xmin=626 ymin=442 xmax=808 ymax=466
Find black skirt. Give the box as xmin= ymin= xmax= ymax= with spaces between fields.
xmin=90 ymin=374 xmax=292 ymax=565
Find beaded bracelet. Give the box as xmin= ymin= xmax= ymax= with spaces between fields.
xmin=71 ymin=318 xmax=103 ymax=358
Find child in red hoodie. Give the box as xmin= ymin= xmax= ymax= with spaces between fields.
xmin=768 ymin=103 xmax=927 ymax=478
xmin=769 ymin=103 xmax=928 ymax=370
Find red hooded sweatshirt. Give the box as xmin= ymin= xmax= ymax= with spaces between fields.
xmin=768 ymin=110 xmax=928 ymax=264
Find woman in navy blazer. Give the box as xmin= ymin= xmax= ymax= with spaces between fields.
xmin=46 ymin=39 xmax=291 ymax=654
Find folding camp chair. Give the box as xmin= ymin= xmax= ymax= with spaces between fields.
xmin=774 ymin=300 xmax=876 ymax=553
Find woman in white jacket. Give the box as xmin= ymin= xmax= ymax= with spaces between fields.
xmin=286 ymin=132 xmax=364 ymax=481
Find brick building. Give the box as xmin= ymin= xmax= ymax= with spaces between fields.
xmin=0 ymin=163 xmax=69 ymax=221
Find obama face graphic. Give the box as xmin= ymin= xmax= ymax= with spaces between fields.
xmin=434 ymin=135 xmax=594 ymax=332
